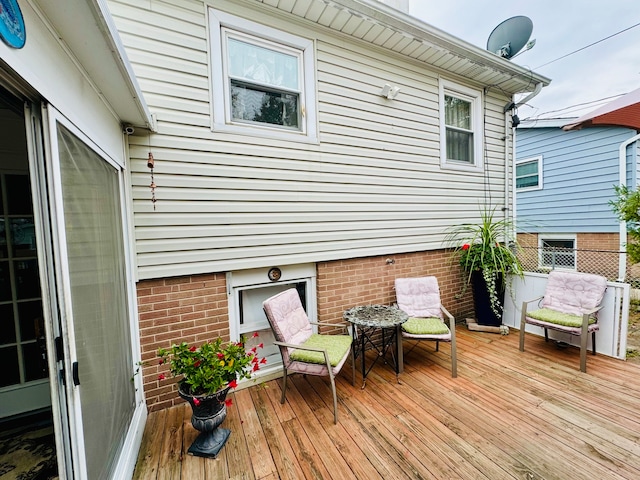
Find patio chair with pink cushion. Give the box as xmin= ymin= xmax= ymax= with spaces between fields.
xmin=394 ymin=276 xmax=457 ymax=378
xmin=262 ymin=288 xmax=354 ymax=424
xmin=519 ymin=270 xmax=607 ymax=373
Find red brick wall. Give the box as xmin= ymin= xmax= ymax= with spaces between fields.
xmin=137 ymin=273 xmax=228 ymax=412
xmin=136 ymin=251 xmax=473 ymax=411
xmin=317 ymin=250 xmax=473 ymax=325
xmin=578 ymin=232 xmax=619 ymax=251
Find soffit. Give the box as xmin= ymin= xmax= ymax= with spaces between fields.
xmin=254 ymin=0 xmax=550 ymax=94
xmin=32 ymin=0 xmax=154 ymax=130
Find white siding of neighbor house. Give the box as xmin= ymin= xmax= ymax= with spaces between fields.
xmin=108 ymin=0 xmax=513 ymax=280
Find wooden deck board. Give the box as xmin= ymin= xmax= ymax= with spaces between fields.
xmin=133 ymin=325 xmax=640 ymax=479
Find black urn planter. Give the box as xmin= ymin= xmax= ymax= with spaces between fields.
xmin=179 ymin=384 xmax=232 ymax=458
xmin=471 ymin=270 xmax=505 ymax=326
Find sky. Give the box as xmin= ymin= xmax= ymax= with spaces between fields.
xmin=407 ymin=1 xmax=640 ymax=121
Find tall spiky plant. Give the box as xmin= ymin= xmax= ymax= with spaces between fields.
xmin=444 ymin=206 xmax=524 ymax=316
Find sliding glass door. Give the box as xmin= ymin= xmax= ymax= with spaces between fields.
xmin=47 ymin=111 xmax=137 ymax=479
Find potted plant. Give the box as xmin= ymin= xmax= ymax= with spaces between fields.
xmin=157 ymin=334 xmax=265 ymax=458
xmin=445 ymin=206 xmax=524 ymax=326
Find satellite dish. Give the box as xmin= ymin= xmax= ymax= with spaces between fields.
xmin=487 ymin=16 xmax=533 ymax=60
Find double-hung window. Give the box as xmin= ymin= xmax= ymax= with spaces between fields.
xmin=439 ymin=80 xmax=483 ymax=171
xmin=516 ymin=156 xmax=542 ymax=190
xmin=209 ymin=9 xmax=317 ymax=143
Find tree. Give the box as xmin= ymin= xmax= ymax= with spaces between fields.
xmin=610 ymin=185 xmax=640 ymax=263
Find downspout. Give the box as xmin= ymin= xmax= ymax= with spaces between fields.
xmin=617 ymin=133 xmax=640 ymax=281
xmin=503 ymin=82 xmax=544 ymax=226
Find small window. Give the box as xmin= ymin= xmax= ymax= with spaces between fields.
xmin=209 ymin=9 xmax=317 ymax=143
xmin=516 ymin=156 xmax=542 ymax=190
xmin=439 ymin=80 xmax=483 ymax=171
xmin=540 ymin=237 xmax=576 ymax=270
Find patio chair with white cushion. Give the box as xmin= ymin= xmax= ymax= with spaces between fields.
xmin=394 ymin=276 xmax=457 ymax=378
xmin=262 ymin=288 xmax=354 ymax=424
xmin=519 ymin=270 xmax=607 ymax=373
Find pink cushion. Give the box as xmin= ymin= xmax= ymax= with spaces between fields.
xmin=541 ymin=271 xmax=607 ymax=316
xmin=395 ymin=277 xmax=443 ymax=319
xmin=263 ymin=289 xmax=313 ymax=363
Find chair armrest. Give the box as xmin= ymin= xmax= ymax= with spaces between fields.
xmin=273 ymin=340 xmax=327 ymax=352
xmin=522 ymin=295 xmax=544 ymax=306
xmin=440 ymin=305 xmax=456 ymax=330
xmin=309 ymin=321 xmax=350 ymax=334
xmin=582 ymin=304 xmax=604 ymax=316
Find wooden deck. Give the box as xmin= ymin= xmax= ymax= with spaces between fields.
xmin=133 ymin=325 xmax=640 ymax=479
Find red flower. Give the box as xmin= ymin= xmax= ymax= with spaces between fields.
xmin=228 ymin=379 xmax=238 ymax=389
xmin=258 ymin=343 xmax=264 ymax=349
xmin=158 ymin=374 xmax=165 ymax=381
xmin=251 ymin=346 xmax=257 ymax=353
xmin=225 ymin=398 xmax=233 ymax=407
xmin=193 ymin=397 xmax=200 ymax=406
xmin=252 ymin=332 xmax=259 ymax=338
xmin=189 ymin=346 xmax=197 ymax=352
xmin=193 ymin=360 xmax=201 ymax=368
xmin=260 ymin=358 xmax=267 ymax=364
xmin=217 ymin=352 xmax=225 ymax=359
xmin=252 ymin=363 xmax=260 ymax=372
xmin=158 ymin=358 xmax=164 ymax=365
xmin=462 ymin=244 xmax=470 ymax=251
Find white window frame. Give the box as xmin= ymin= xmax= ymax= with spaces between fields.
xmin=516 ymin=155 xmax=543 ymax=191
xmin=208 ymin=8 xmax=318 ymax=143
xmin=439 ymin=79 xmax=483 ymax=172
xmin=539 ymin=234 xmax=577 ymax=271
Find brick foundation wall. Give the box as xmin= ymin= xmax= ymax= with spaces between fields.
xmin=317 ymin=250 xmax=473 ymax=325
xmin=517 ymin=232 xmax=623 ymax=279
xmin=136 ymin=251 xmax=473 ymax=411
xmin=577 ymin=232 xmax=619 ymax=251
xmin=137 ymin=273 xmax=228 ymax=412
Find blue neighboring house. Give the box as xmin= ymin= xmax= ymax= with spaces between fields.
xmin=515 ymin=117 xmax=640 ymax=277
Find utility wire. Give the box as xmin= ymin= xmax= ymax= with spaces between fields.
xmin=524 ymin=93 xmax=626 ymax=119
xmin=534 ymin=21 xmax=640 ymax=70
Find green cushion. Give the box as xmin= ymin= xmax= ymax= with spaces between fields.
xmin=402 ymin=317 xmax=450 ymax=335
xmin=290 ymin=334 xmax=352 ymax=366
xmin=527 ymin=308 xmax=596 ymax=328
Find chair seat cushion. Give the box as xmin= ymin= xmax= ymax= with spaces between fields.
xmin=402 ymin=317 xmax=450 ymax=335
xmin=526 ymin=308 xmax=596 ymax=328
xmin=290 ymin=334 xmax=352 ymax=366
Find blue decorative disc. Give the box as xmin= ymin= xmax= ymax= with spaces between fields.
xmin=0 ymin=0 xmax=25 ymax=49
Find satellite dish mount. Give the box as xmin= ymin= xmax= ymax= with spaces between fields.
xmin=487 ymin=16 xmax=534 ymax=60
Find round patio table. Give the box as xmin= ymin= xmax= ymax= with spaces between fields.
xmin=343 ymin=305 xmax=408 ymax=388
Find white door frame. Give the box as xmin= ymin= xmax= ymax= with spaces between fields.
xmin=40 ymin=104 xmax=146 ymax=479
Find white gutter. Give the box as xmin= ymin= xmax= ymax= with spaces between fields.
xmin=94 ymin=0 xmax=156 ymax=130
xmin=513 ymin=82 xmax=543 ymax=110
xmin=618 ymin=133 xmax=640 ymax=280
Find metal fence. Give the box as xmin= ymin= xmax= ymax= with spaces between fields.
xmin=518 ymin=246 xmax=640 ymax=289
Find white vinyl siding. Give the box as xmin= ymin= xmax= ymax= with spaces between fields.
xmin=108 ymin=0 xmax=512 ymax=280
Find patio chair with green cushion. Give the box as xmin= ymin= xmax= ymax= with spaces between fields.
xmin=519 ymin=270 xmax=607 ymax=373
xmin=262 ymin=288 xmax=354 ymax=424
xmin=394 ymin=276 xmax=457 ymax=377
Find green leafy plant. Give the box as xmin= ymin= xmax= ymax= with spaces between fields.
xmin=610 ymin=185 xmax=640 ymax=263
xmin=157 ymin=334 xmax=266 ymax=398
xmin=444 ymin=206 xmax=524 ymax=315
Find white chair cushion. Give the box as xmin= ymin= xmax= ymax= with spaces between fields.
xmin=395 ymin=277 xmax=443 ymax=319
